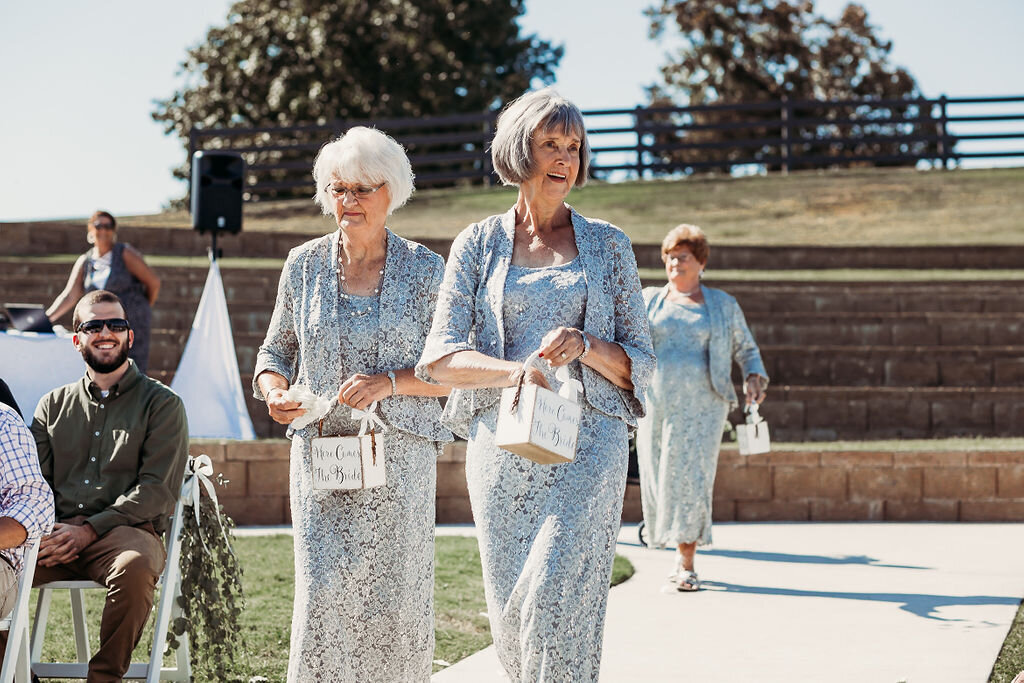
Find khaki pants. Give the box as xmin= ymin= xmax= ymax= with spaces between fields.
xmin=0 ymin=559 xmax=16 ymax=620
xmin=30 ymin=525 xmax=166 ymax=683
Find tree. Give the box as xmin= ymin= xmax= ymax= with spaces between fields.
xmin=153 ymin=0 xmax=562 ymax=197
xmin=643 ymin=1 xmax=944 ymax=172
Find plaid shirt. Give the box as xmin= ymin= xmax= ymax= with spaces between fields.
xmin=0 ymin=404 xmax=54 ymax=572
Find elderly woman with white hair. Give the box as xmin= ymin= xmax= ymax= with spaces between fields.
xmin=418 ymin=89 xmax=655 ymax=681
xmin=254 ymin=126 xmax=451 ymax=682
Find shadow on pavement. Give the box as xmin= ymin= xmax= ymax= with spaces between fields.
xmin=700 ymin=548 xmax=928 ymax=570
xmin=703 ymin=580 xmax=1021 ymax=621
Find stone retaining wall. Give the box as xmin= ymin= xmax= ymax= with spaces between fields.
xmin=193 ymin=439 xmax=1024 ymax=525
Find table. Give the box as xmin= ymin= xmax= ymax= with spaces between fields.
xmin=0 ymin=329 xmax=84 ymax=420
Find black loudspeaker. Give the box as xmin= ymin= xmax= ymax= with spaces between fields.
xmin=191 ymin=150 xmax=244 ymax=234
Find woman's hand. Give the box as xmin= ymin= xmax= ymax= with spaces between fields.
xmin=520 ymin=365 xmax=552 ymax=391
xmin=338 ymin=373 xmax=392 ymax=411
xmin=744 ymin=374 xmax=767 ymax=405
xmin=538 ymin=327 xmax=587 ymax=368
xmin=266 ymin=387 xmax=305 ymax=425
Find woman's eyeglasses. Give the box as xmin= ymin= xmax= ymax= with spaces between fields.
xmin=76 ymin=318 xmax=131 ymax=334
xmin=327 ymin=183 xmax=385 ymax=200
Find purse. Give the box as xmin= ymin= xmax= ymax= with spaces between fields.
xmin=310 ymin=401 xmax=387 ymax=490
xmin=735 ymin=403 xmax=770 ymax=456
xmin=495 ymin=351 xmax=583 ymax=465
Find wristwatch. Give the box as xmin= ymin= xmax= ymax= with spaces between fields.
xmin=578 ymin=330 xmax=591 ymax=361
xmin=386 ymin=370 xmax=398 ymax=397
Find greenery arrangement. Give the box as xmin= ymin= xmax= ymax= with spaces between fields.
xmin=167 ymin=465 xmax=247 ymax=681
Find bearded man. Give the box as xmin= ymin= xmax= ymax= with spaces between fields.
xmin=26 ymin=289 xmax=188 ymax=683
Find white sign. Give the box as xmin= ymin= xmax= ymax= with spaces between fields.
xmin=736 ymin=404 xmax=771 ymax=456
xmin=496 ymin=382 xmax=581 ymax=465
xmin=310 ymin=434 xmax=386 ymax=490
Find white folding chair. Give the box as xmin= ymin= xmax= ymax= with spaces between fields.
xmin=29 ymin=479 xmax=191 ymax=682
xmin=0 ymin=536 xmax=42 ymax=683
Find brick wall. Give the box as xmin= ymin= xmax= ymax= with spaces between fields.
xmin=193 ymin=439 xmax=1024 ymax=525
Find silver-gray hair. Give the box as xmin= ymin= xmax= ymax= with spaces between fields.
xmin=312 ymin=126 xmax=415 ymax=216
xmin=490 ymin=87 xmax=590 ymax=188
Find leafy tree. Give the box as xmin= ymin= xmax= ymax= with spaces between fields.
xmin=153 ymin=0 xmax=562 ymax=196
xmin=643 ymin=1 xmax=945 ymax=172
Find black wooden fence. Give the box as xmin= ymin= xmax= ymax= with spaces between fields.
xmin=188 ymin=95 xmax=1024 ymax=201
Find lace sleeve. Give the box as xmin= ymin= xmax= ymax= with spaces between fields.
xmin=253 ymin=250 xmax=300 ymax=398
xmin=608 ymin=230 xmax=656 ymax=419
xmin=415 ymin=224 xmax=482 ymax=383
xmin=729 ymin=298 xmax=768 ymax=383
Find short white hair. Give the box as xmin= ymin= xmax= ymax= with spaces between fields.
xmin=312 ymin=127 xmax=414 ymax=216
xmin=490 ymin=87 xmax=590 ymax=188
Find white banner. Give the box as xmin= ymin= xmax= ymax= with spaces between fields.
xmin=171 ymin=259 xmax=256 ymax=439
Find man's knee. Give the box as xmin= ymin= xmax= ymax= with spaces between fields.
xmin=106 ymin=549 xmax=161 ymax=596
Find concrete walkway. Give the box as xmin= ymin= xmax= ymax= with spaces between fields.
xmin=431 ymin=522 xmax=1024 ymax=682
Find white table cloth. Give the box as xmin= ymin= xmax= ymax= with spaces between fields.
xmin=0 ymin=329 xmax=84 ymax=420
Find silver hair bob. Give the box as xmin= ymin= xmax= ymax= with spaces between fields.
xmin=312 ymin=126 xmax=415 ymax=216
xmin=490 ymin=87 xmax=590 ymax=188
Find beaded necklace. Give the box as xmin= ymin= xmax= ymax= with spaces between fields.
xmin=337 ymin=250 xmax=385 ymax=317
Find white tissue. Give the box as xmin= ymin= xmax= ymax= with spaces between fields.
xmin=283 ymin=384 xmax=335 ymax=430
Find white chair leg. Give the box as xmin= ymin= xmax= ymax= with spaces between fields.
xmin=13 ymin=631 xmax=30 ymax=683
xmin=69 ymin=588 xmax=90 ymax=663
xmin=29 ymin=588 xmax=51 ymax=663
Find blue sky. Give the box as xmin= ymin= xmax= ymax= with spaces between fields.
xmin=1 ymin=0 xmax=1021 ymax=222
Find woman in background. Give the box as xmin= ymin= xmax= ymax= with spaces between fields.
xmin=47 ymin=211 xmax=160 ymax=372
xmin=637 ymin=223 xmax=768 ymax=591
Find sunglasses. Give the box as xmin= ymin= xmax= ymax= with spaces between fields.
xmin=76 ymin=318 xmax=131 ymax=334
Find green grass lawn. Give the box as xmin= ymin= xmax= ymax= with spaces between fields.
xmin=991 ymin=599 xmax=1024 ymax=682
xmin=29 ymin=534 xmax=634 ymax=682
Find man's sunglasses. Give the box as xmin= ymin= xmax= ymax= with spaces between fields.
xmin=76 ymin=318 xmax=131 ymax=334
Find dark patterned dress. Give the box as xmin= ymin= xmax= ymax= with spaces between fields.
xmin=82 ymin=243 xmax=152 ymax=372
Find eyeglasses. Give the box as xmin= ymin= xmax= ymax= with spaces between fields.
xmin=327 ymin=182 xmax=385 ymax=200
xmin=91 ymin=222 xmax=114 ymax=230
xmin=76 ymin=318 xmax=131 ymax=334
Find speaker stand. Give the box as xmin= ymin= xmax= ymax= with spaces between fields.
xmin=207 ymin=231 xmax=224 ymax=262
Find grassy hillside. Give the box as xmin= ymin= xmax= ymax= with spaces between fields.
xmin=110 ymin=166 xmax=1023 ymax=246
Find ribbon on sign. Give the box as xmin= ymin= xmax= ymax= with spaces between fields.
xmin=554 ymin=365 xmax=584 ymax=403
xmin=351 ymin=401 xmax=387 ymax=436
xmin=185 ymin=453 xmax=232 ymax=554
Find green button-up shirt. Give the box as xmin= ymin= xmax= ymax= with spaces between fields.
xmin=31 ymin=361 xmax=189 ymax=537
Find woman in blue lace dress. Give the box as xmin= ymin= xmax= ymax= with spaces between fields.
xmin=254 ymin=128 xmax=451 ymax=682
xmin=418 ymin=89 xmax=655 ymax=682
xmin=638 ymin=224 xmax=768 ymax=591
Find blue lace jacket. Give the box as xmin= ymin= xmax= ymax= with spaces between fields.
xmin=643 ymin=284 xmax=768 ymax=409
xmin=255 ymin=229 xmax=452 ymax=443
xmin=417 ymin=206 xmax=656 ymax=439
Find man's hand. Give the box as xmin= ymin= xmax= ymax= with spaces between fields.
xmin=38 ymin=521 xmax=98 ymax=567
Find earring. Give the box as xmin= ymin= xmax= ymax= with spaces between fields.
xmin=87 ymin=232 xmax=95 ymax=245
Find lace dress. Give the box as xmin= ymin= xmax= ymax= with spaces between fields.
xmin=286 ymin=291 xmax=437 ymax=682
xmin=467 ymin=259 xmax=629 ymax=681
xmin=636 ymin=297 xmax=730 ymax=547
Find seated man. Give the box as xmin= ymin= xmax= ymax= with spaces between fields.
xmin=0 ymin=402 xmax=54 ymax=618
xmin=30 ymin=290 xmax=188 ymax=683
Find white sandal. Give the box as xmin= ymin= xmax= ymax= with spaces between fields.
xmin=676 ymin=570 xmax=700 ymax=592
